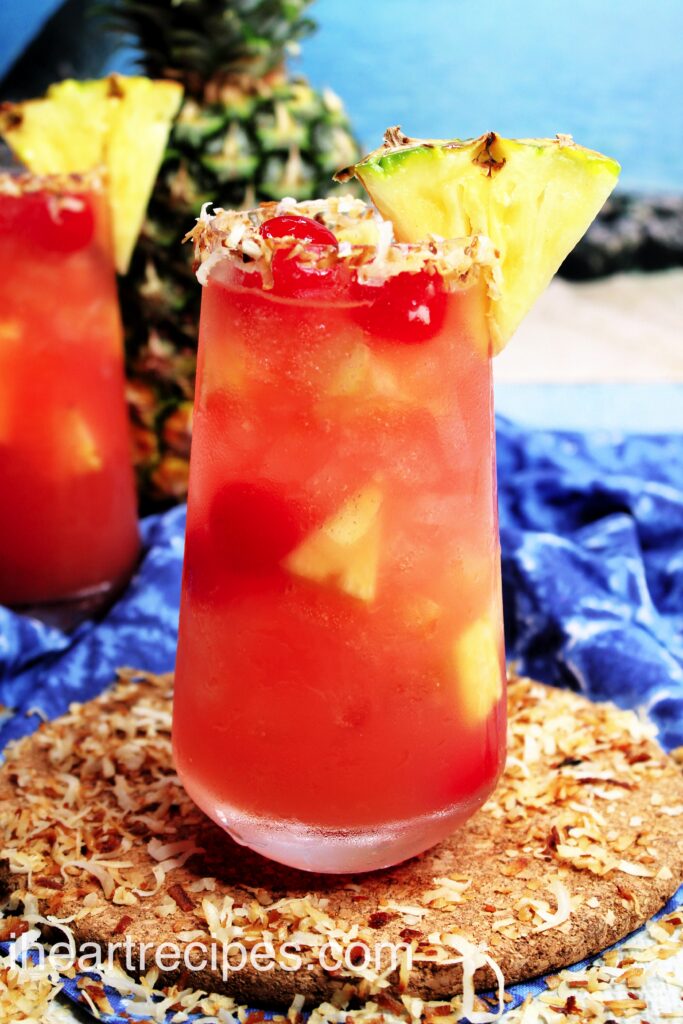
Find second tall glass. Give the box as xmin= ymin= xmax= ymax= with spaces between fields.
xmin=0 ymin=172 xmax=139 ymax=617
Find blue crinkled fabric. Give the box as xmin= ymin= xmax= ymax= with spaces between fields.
xmin=1 ymin=416 xmax=683 ymax=1021
xmin=497 ymin=421 xmax=683 ymax=750
xmin=0 ymin=504 xmax=186 ymax=749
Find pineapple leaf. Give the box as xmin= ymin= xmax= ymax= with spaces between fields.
xmin=104 ymin=0 xmax=317 ymax=91
xmin=105 ymin=0 xmax=363 ymax=510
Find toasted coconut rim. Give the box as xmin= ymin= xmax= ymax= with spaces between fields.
xmin=0 ymin=168 xmax=106 ymax=197
xmin=186 ymin=195 xmax=502 ymax=293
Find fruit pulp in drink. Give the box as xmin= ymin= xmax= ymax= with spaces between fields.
xmin=0 ymin=181 xmax=139 ymax=607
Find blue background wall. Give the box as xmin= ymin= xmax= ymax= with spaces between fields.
xmin=2 ymin=0 xmax=683 ymax=192
xmin=0 ymin=0 xmax=63 ymax=74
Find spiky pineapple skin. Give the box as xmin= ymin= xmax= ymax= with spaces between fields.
xmin=120 ymin=75 xmax=361 ymax=512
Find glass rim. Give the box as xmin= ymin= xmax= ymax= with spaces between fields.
xmin=189 ymin=196 xmax=500 ymax=291
xmin=0 ymin=168 xmax=106 ymax=198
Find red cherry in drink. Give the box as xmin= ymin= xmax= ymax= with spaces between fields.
xmin=1 ymin=193 xmax=95 ymax=254
xmin=260 ymin=214 xmax=338 ymax=296
xmin=23 ymin=192 xmax=96 ymax=254
xmin=260 ymin=214 xmax=339 ymax=247
xmin=209 ymin=481 xmax=302 ymax=574
xmin=352 ymin=270 xmax=447 ymax=344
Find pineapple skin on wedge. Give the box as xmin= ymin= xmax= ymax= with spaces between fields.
xmin=0 ymin=76 xmax=183 ymax=274
xmin=343 ymin=130 xmax=620 ymax=349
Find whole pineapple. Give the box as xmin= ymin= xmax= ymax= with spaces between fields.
xmin=111 ymin=0 xmax=362 ymax=511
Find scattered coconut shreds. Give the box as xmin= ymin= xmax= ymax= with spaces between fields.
xmin=12 ymin=909 xmax=683 ymax=1024
xmin=0 ymin=949 xmax=66 ymax=1023
xmin=505 ymin=905 xmax=683 ymax=1024
xmin=185 ymin=195 xmax=500 ymax=294
xmin=1 ymin=670 xmax=683 ymax=1023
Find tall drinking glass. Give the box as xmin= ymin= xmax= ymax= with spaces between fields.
xmin=173 ymin=199 xmax=506 ymax=872
xmin=0 ymin=172 xmax=139 ymax=618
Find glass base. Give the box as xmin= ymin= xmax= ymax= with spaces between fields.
xmin=192 ymin=786 xmax=492 ymax=873
xmin=12 ymin=579 xmax=125 ymax=631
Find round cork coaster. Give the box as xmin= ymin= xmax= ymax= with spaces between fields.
xmin=1 ymin=671 xmax=682 ymax=1008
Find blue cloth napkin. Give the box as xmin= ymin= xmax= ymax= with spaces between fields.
xmin=1 ymin=416 xmax=683 ymax=1021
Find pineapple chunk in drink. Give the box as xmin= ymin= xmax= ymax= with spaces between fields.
xmin=284 ymin=482 xmax=383 ymax=602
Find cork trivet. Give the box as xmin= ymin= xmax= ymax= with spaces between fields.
xmin=1 ymin=670 xmax=682 ymax=1008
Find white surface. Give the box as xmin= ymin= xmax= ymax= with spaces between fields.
xmin=495 ymin=270 xmax=683 ymax=384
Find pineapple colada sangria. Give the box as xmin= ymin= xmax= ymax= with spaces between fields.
xmin=174 ymin=131 xmax=620 ymax=873
xmin=0 ymin=75 xmax=183 ymax=617
xmin=173 ymin=197 xmax=507 ymax=872
xmin=0 ymin=172 xmax=139 ymax=612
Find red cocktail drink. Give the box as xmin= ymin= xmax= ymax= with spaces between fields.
xmin=0 ymin=173 xmax=139 ymax=611
xmin=174 ymin=199 xmax=506 ymax=872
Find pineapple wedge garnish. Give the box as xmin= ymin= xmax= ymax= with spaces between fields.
xmin=451 ymin=616 xmax=504 ymax=725
xmin=341 ymin=130 xmax=620 ymax=348
xmin=284 ymin=483 xmax=383 ymax=602
xmin=0 ymin=75 xmax=183 ymax=273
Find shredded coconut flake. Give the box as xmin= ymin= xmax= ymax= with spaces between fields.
xmin=533 ymin=880 xmax=572 ymax=933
